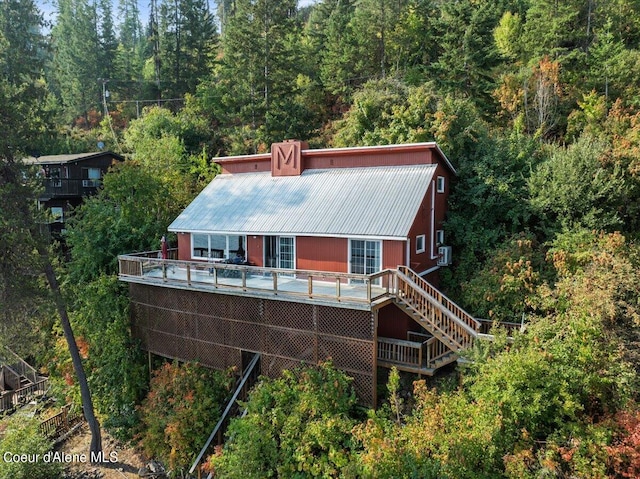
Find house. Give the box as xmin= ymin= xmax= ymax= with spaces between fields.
xmin=118 ymin=140 xmax=480 ymax=406
xmin=24 ymin=151 xmax=124 ymax=236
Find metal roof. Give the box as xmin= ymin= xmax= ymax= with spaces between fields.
xmin=169 ymin=164 xmax=437 ymax=240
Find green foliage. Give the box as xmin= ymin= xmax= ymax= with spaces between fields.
xmin=0 ymin=416 xmax=63 ymax=479
xmin=68 ymin=274 xmax=147 ymax=439
xmin=460 ymin=233 xmax=546 ymax=321
xmin=210 ymin=362 xmax=359 ymax=478
xmin=528 ymin=135 xmax=627 ymax=232
xmin=138 ymin=361 xmax=235 ymax=475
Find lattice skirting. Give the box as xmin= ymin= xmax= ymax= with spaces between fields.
xmin=130 ymin=284 xmax=376 ymax=406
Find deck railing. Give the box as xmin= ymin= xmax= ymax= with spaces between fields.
xmin=119 ymin=252 xmax=395 ymax=304
xmin=39 ymin=404 xmax=84 ymax=440
xmin=377 ymin=337 xmax=424 ymax=369
xmin=0 ymin=347 xmax=39 ymax=385
xmin=0 ymin=377 xmax=49 ymax=412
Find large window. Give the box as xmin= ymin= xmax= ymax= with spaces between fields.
xmin=82 ymin=167 xmax=102 ymax=187
xmin=192 ymin=234 xmax=246 ymax=260
xmin=350 ymin=239 xmax=381 ymax=276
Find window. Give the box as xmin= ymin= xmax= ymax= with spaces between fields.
xmin=191 ymin=234 xmax=246 ymax=260
xmin=416 ymin=234 xmax=426 ymax=254
xmin=350 ymin=239 xmax=381 ymax=277
xmin=49 ymin=207 xmax=64 ymax=223
xmin=82 ymin=167 xmax=102 ymax=187
xmin=436 ymin=176 xmax=446 ymax=193
xmin=436 ymin=230 xmax=444 ymax=246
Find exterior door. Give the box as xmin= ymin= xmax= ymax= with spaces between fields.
xmin=350 ymin=239 xmax=382 ymax=283
xmin=264 ymin=236 xmax=295 ymax=269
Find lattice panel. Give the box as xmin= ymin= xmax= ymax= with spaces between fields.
xmin=317 ymin=306 xmax=373 ymax=340
xmin=261 ymin=354 xmax=302 ymax=379
xmin=265 ymin=329 xmax=315 ymax=362
xmin=196 ymin=315 xmax=228 ymax=344
xmin=263 ymin=300 xmax=314 ymax=330
xmin=129 ymin=284 xmax=378 ymax=406
xmin=196 ymin=291 xmax=231 ymax=318
xmin=318 ymin=335 xmax=374 ymax=373
xmin=227 ymin=319 xmax=264 ymax=352
xmin=228 ymin=297 xmax=262 ymax=323
xmin=349 ymin=371 xmax=375 ymax=407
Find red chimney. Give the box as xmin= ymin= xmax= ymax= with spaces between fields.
xmin=271 ymin=140 xmax=308 ymax=177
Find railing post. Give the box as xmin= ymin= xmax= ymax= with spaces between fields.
xmin=162 ymin=263 xmax=167 ymax=282
xmin=272 ymin=272 xmax=278 ymax=294
xmin=366 ymin=278 xmax=372 ymax=301
xmin=242 ymin=270 xmax=247 ymax=290
xmin=308 ymin=276 xmax=313 ymax=298
xmin=187 ymin=264 xmax=191 ymax=285
xmin=336 ymin=278 xmax=341 ymax=301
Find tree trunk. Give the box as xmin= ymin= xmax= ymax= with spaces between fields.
xmin=39 ymin=246 xmax=102 ymax=459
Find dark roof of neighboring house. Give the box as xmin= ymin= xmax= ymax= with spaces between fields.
xmin=22 ymin=151 xmax=124 ymax=165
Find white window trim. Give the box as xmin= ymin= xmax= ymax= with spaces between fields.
xmin=191 ymin=233 xmax=247 ymax=260
xmin=436 ymin=176 xmax=445 ymax=193
xmin=415 ymin=234 xmax=426 ymax=254
xmin=348 ymin=238 xmax=383 ymax=279
xmin=278 ymin=236 xmax=296 ymax=270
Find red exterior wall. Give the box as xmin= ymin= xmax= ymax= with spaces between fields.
xmin=382 ymin=240 xmax=405 ymax=270
xmin=304 ymin=149 xmax=433 ymax=170
xmin=406 ymin=162 xmax=452 ymax=275
xmin=297 ymin=237 xmax=348 ymax=272
xmin=377 ymin=303 xmax=422 ymax=340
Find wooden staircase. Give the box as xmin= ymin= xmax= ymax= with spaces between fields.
xmin=376 ymin=266 xmax=480 ymax=375
xmin=0 ymin=348 xmax=48 ymax=412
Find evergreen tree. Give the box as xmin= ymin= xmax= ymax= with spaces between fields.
xmin=50 ymin=0 xmax=102 ymax=125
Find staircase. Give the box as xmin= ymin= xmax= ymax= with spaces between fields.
xmin=0 ymin=348 xmax=48 ymax=412
xmin=376 ymin=266 xmax=480 ymax=375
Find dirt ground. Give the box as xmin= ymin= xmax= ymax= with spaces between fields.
xmin=59 ymin=425 xmax=148 ymax=479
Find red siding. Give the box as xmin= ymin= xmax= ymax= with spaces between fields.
xmin=305 ymin=149 xmax=433 ymax=170
xmin=377 ymin=303 xmax=422 ymax=340
xmin=382 ymin=240 xmax=405 ymax=270
xmin=297 ymin=237 xmax=348 ymax=273
xmin=407 ymin=162 xmax=452 ymax=274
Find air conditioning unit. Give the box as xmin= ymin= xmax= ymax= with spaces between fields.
xmin=437 ymin=246 xmax=452 ymax=266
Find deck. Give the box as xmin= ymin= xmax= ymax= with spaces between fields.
xmin=118 ymin=251 xmax=395 ymax=310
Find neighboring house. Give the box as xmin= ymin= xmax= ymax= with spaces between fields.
xmin=24 ymin=151 xmax=124 ymax=236
xmin=118 ymin=140 xmax=480 ymax=406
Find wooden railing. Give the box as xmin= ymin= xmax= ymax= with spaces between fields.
xmin=396 ymin=266 xmax=479 ymax=350
xmin=377 ymin=337 xmax=423 ymax=369
xmin=39 ymin=404 xmax=84 ymax=440
xmin=0 ymin=347 xmax=39 ymax=385
xmin=424 ymin=336 xmax=455 ymax=368
xmin=476 ymin=318 xmax=522 ymax=336
xmin=119 ymin=253 xmax=394 ymax=305
xmin=0 ymin=377 xmax=49 ymax=412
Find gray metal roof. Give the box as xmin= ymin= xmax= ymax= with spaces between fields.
xmin=22 ymin=152 xmax=124 ymax=165
xmin=168 ymin=164 xmax=437 ymax=239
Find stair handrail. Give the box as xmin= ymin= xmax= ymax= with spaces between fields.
xmin=396 ymin=266 xmax=480 ymax=336
xmin=0 ymin=348 xmax=39 ymax=384
xmin=188 ymin=353 xmax=261 ymax=476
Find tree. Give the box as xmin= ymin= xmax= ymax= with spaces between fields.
xmin=210 ymin=362 xmax=359 ymax=478
xmin=138 ymin=362 xmax=235 ymax=474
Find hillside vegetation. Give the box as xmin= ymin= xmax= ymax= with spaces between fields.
xmin=1 ymin=0 xmax=639 ymax=477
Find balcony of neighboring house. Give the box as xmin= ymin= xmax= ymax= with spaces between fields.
xmin=40 ymin=178 xmax=102 ymax=200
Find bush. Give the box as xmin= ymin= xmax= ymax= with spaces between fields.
xmin=0 ymin=416 xmax=63 ymax=479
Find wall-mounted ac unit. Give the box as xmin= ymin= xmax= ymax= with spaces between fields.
xmin=437 ymin=246 xmax=452 ymax=266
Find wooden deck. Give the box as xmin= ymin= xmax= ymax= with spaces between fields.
xmin=118 ymin=252 xmax=395 ymax=310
